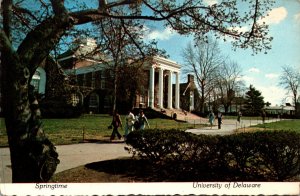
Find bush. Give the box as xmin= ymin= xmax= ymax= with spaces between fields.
xmin=40 ymin=100 xmax=82 ymax=118
xmin=125 ymin=129 xmax=300 ymax=181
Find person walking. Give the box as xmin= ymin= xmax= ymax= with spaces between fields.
xmin=124 ymin=110 xmax=135 ymax=138
xmin=137 ymin=110 xmax=150 ymax=131
xmin=208 ymin=111 xmax=215 ymax=129
xmin=237 ymin=111 xmax=242 ymax=123
xmin=261 ymin=109 xmax=266 ymax=123
xmin=217 ymin=111 xmax=223 ymax=129
xmin=110 ymin=110 xmax=123 ymax=141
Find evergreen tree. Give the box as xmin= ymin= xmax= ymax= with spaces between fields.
xmin=244 ymin=85 xmax=265 ymax=116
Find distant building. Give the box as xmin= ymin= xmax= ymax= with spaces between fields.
xmin=264 ymin=104 xmax=295 ymax=116
xmin=31 ymin=67 xmax=46 ymax=95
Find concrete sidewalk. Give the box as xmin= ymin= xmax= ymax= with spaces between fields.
xmin=186 ymin=118 xmax=281 ymax=135
xmin=0 ymin=142 xmax=131 ymax=183
xmin=0 ymin=118 xmax=281 ymax=183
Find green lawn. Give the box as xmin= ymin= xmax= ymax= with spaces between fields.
xmin=0 ymin=114 xmax=205 ymax=146
xmin=223 ymin=115 xmax=272 ymax=121
xmin=252 ymin=119 xmax=300 ymax=132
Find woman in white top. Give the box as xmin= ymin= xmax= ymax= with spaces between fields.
xmin=125 ymin=110 xmax=135 ymax=137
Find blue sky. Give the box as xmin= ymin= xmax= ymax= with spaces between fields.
xmin=143 ymin=0 xmax=300 ymax=106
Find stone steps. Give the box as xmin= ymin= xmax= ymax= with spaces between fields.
xmin=152 ymin=108 xmax=206 ymax=122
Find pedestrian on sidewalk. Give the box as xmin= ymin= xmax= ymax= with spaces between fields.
xmin=110 ymin=110 xmax=123 ymax=141
xmin=208 ymin=110 xmax=215 ymax=129
xmin=237 ymin=111 xmax=242 ymax=123
xmin=261 ymin=109 xmax=266 ymax=123
xmin=124 ymin=109 xmax=135 ymax=138
xmin=137 ymin=110 xmax=150 ymax=131
xmin=217 ymin=111 xmax=223 ymax=129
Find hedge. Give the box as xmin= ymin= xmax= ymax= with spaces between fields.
xmin=125 ymin=129 xmax=300 ymax=181
xmin=40 ymin=100 xmax=82 ymax=118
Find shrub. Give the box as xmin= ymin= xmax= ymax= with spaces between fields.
xmin=125 ymin=129 xmax=300 ymax=181
xmin=253 ymin=131 xmax=300 ymax=180
xmin=40 ymin=100 xmax=82 ymax=118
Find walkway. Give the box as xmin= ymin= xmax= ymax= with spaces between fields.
xmin=0 ymin=118 xmax=280 ymax=183
xmin=186 ymin=118 xmax=280 ymax=135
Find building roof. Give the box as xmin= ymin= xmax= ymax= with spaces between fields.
xmin=264 ymin=106 xmax=295 ymax=111
xmin=64 ymin=62 xmax=107 ymax=75
xmin=144 ymin=56 xmax=181 ymax=73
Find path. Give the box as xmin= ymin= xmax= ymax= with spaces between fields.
xmin=0 ymin=143 xmax=131 ymax=183
xmin=0 ymin=118 xmax=281 ymax=183
xmin=186 ymin=118 xmax=280 ymax=135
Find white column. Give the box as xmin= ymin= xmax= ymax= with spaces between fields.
xmin=158 ymin=68 xmax=164 ymax=108
xmin=149 ymin=66 xmax=155 ymax=108
xmin=167 ymin=70 xmax=173 ymax=109
xmin=175 ymin=72 xmax=180 ymax=109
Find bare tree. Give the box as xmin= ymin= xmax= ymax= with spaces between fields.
xmin=182 ymin=39 xmax=222 ymax=113
xmin=216 ymin=60 xmax=245 ymax=113
xmin=94 ymin=10 xmax=165 ymax=112
xmin=1 ymin=0 xmax=275 ymax=182
xmin=279 ymin=65 xmax=300 ymax=113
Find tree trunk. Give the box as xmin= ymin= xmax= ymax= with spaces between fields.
xmin=224 ymin=105 xmax=229 ymax=114
xmin=2 ymin=54 xmax=59 ymax=182
xmin=112 ymin=66 xmax=118 ymax=112
xmin=200 ymin=85 xmax=205 ymax=114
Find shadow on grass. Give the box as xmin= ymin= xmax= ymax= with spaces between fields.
xmin=52 ymin=157 xmax=300 ymax=182
xmin=84 ymin=158 xmax=236 ymax=182
xmin=85 ymin=158 xmax=164 ymax=182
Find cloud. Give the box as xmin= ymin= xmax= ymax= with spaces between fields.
xmin=145 ymin=26 xmax=176 ymax=41
xmin=259 ymin=86 xmax=287 ymax=105
xmin=242 ymin=76 xmax=255 ymax=84
xmin=265 ymin=73 xmax=279 ymax=79
xmin=228 ymin=26 xmax=249 ymax=34
xmin=294 ymin=12 xmax=300 ymax=23
xmin=258 ymin=7 xmax=288 ymax=25
xmin=248 ymin=67 xmax=260 ymax=73
xmin=204 ymin=0 xmax=218 ymax=6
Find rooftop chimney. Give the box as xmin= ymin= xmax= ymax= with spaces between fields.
xmin=187 ymin=74 xmax=194 ymax=83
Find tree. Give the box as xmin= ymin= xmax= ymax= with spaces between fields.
xmin=265 ymin=101 xmax=271 ymax=107
xmin=216 ymin=60 xmax=245 ymax=113
xmin=244 ymin=85 xmax=265 ymax=116
xmin=1 ymin=0 xmax=275 ymax=182
xmin=182 ymin=38 xmax=222 ymax=114
xmin=93 ymin=11 xmax=165 ymax=112
xmin=279 ymin=65 xmax=300 ymax=114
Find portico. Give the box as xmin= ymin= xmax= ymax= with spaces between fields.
xmin=147 ymin=56 xmax=180 ymax=109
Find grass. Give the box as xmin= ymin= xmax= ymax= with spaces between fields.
xmin=251 ymin=119 xmax=300 ymax=132
xmin=223 ymin=115 xmax=270 ymax=120
xmin=0 ymin=114 xmax=206 ymax=147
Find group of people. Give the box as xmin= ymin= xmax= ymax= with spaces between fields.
xmin=110 ymin=109 xmax=150 ymax=141
xmin=208 ymin=110 xmax=223 ymax=129
xmin=208 ymin=110 xmax=243 ymax=129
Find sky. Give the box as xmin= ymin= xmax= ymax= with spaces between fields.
xmin=1 ymin=0 xmax=299 ymax=106
xmin=143 ymin=0 xmax=300 ymax=106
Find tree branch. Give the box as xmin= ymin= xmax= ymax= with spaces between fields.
xmin=0 ymin=29 xmax=14 ymax=56
xmin=50 ymin=0 xmax=68 ymax=16
xmin=2 ymin=0 xmax=13 ymax=41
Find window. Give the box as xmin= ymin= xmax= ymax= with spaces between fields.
xmin=31 ymin=79 xmax=40 ymax=93
xmin=103 ymin=96 xmax=110 ymax=109
xmin=71 ymin=93 xmax=80 ymax=106
xmin=100 ymin=79 xmax=105 ymax=89
xmin=91 ymin=72 xmax=95 ymax=88
xmin=89 ymin=93 xmax=98 ymax=108
xmin=140 ymin=96 xmax=145 ymax=103
xmin=31 ymin=71 xmax=41 ymax=93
